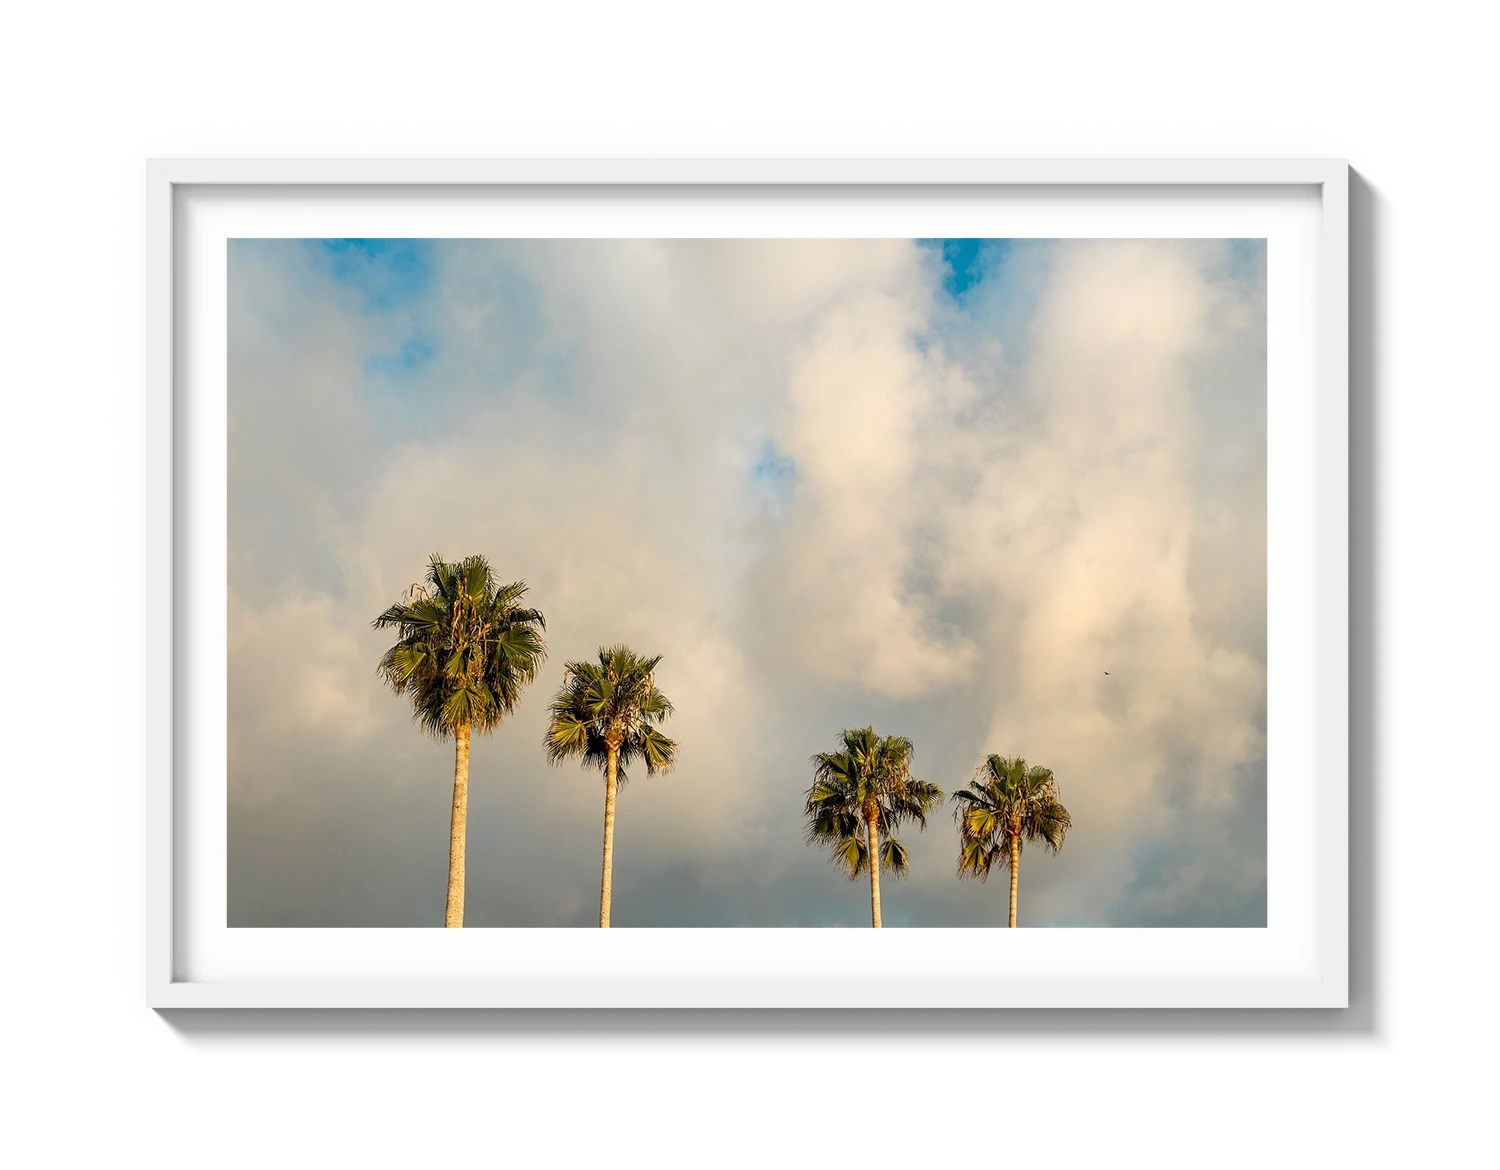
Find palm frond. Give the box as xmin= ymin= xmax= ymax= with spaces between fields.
xmin=543 ymin=711 xmax=590 ymax=762
xmin=371 ymin=603 xmax=410 ymax=630
xmin=637 ymin=688 xmax=674 ymax=721
xmin=830 ymin=832 xmax=868 ymax=878
xmin=1026 ymin=796 xmax=1072 ymax=853
xmin=880 ymin=837 xmax=910 ymax=877
xmin=460 ymin=556 xmax=489 ymax=602
xmin=956 ymin=836 xmax=995 ymax=880
xmin=963 ymin=805 xmax=1001 ymax=839
xmin=633 ymin=725 xmax=679 ymax=775
xmin=493 ymin=580 xmax=530 ymax=611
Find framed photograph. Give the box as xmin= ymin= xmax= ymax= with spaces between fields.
xmin=148 ymin=159 xmax=1347 ymax=1008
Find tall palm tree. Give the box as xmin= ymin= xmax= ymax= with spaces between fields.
xmin=804 ymin=727 xmax=943 ymax=927
xmin=952 ymin=754 xmax=1071 ymax=927
xmin=543 ymin=645 xmax=678 ymax=928
xmin=373 ymin=554 xmax=547 ymax=928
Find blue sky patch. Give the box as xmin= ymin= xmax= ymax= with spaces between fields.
xmin=1226 ymin=238 xmax=1267 ymax=286
xmin=364 ymin=332 xmax=435 ymax=378
xmin=313 ymin=239 xmax=435 ymax=312
xmin=921 ymin=238 xmax=1013 ymax=300
xmin=752 ymin=439 xmax=797 ymax=500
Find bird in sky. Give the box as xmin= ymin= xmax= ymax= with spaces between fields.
xmin=1103 ymin=671 xmax=1110 ymax=675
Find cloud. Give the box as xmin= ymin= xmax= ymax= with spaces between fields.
xmin=228 ymin=237 xmax=1266 ymax=927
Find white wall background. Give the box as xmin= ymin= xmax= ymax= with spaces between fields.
xmin=1 ymin=1 xmax=1493 ymax=1164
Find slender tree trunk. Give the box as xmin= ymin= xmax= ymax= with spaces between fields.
xmin=445 ymin=722 xmax=471 ymax=928
xmin=599 ymin=746 xmax=619 ymax=928
xmin=867 ymin=810 xmax=882 ymax=928
xmin=1008 ymin=830 xmax=1020 ymax=928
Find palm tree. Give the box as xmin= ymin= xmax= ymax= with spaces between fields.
xmin=373 ymin=554 xmax=547 ymax=928
xmin=952 ymin=755 xmax=1071 ymax=927
xmin=804 ymin=727 xmax=943 ymax=927
xmin=543 ymin=645 xmax=678 ymax=928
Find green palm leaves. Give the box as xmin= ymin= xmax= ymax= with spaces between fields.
xmin=545 ymin=645 xmax=678 ymax=927
xmin=952 ymin=754 xmax=1071 ymax=927
xmin=804 ymin=727 xmax=943 ymax=927
xmin=374 ymin=554 xmax=548 ymax=737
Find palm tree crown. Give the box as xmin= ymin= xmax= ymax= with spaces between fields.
xmin=374 ymin=553 xmax=547 ymax=737
xmin=804 ymin=726 xmax=943 ymax=926
xmin=543 ymin=645 xmax=678 ymax=780
xmin=952 ymin=754 xmax=1071 ymax=927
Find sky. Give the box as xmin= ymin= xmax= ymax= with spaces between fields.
xmin=227 ymin=236 xmax=1267 ymax=928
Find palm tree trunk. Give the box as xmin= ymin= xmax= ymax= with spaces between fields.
xmin=1008 ymin=831 xmax=1020 ymax=928
xmin=867 ymin=811 xmax=882 ymax=928
xmin=445 ymin=722 xmax=471 ymax=928
xmin=599 ymin=747 xmax=619 ymax=928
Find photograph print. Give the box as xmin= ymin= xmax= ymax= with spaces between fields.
xmin=228 ymin=236 xmax=1267 ymax=929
